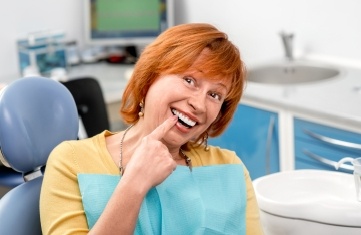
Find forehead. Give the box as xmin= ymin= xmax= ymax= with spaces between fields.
xmin=186 ymin=50 xmax=232 ymax=89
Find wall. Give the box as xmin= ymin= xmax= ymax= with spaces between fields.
xmin=174 ymin=0 xmax=361 ymax=68
xmin=1 ymin=0 xmax=361 ymax=81
xmin=0 ymin=0 xmax=83 ymax=81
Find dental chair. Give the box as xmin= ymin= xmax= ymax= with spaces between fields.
xmin=61 ymin=77 xmax=110 ymax=138
xmin=0 ymin=77 xmax=79 ymax=234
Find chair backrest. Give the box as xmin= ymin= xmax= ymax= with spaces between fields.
xmin=0 ymin=77 xmax=79 ymax=235
xmin=61 ymin=77 xmax=110 ymax=138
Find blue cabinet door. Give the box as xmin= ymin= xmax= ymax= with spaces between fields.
xmin=209 ymin=104 xmax=280 ymax=179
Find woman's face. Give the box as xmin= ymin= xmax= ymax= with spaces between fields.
xmin=143 ymin=52 xmax=230 ymax=148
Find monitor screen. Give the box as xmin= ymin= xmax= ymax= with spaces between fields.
xmin=83 ymin=0 xmax=174 ymax=47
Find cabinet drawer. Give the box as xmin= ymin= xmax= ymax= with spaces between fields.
xmin=294 ymin=118 xmax=361 ymax=152
xmin=294 ymin=118 xmax=361 ymax=172
xmin=295 ymin=140 xmax=358 ymax=173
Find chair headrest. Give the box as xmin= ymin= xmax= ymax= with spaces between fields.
xmin=0 ymin=77 xmax=79 ymax=173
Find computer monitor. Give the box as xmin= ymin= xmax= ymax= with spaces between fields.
xmin=83 ymin=0 xmax=174 ymax=48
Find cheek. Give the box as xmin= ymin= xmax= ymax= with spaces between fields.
xmin=206 ymin=107 xmax=222 ymax=124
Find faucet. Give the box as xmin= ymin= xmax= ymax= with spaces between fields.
xmin=279 ymin=31 xmax=294 ymax=61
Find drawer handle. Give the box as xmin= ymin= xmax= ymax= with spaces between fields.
xmin=303 ymin=149 xmax=354 ymax=171
xmin=304 ymin=129 xmax=361 ymax=150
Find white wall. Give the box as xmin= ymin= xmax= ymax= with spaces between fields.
xmin=175 ymin=0 xmax=361 ymax=67
xmin=0 ymin=0 xmax=83 ymax=81
xmin=1 ymin=0 xmax=361 ymax=81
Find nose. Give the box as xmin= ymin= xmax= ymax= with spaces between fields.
xmin=187 ymin=92 xmax=206 ymax=113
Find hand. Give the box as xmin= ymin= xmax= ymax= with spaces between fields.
xmin=122 ymin=115 xmax=178 ymax=191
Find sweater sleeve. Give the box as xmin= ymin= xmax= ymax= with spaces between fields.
xmin=40 ymin=141 xmax=89 ymax=235
xmin=243 ymin=167 xmax=264 ymax=235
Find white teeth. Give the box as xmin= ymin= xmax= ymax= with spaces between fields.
xmin=172 ymin=109 xmax=196 ymax=127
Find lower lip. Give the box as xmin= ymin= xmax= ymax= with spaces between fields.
xmin=175 ymin=121 xmax=192 ymax=133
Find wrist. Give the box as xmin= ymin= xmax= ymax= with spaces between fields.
xmin=120 ymin=173 xmax=150 ymax=198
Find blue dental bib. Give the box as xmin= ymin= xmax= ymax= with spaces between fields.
xmin=78 ymin=164 xmax=247 ymax=234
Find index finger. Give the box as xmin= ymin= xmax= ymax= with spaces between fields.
xmin=148 ymin=115 xmax=178 ymax=140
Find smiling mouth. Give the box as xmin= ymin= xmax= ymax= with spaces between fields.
xmin=171 ymin=108 xmax=197 ymax=128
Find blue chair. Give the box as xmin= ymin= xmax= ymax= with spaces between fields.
xmin=0 ymin=165 xmax=24 ymax=192
xmin=0 ymin=77 xmax=79 ymax=235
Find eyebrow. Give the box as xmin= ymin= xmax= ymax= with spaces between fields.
xmin=191 ymin=68 xmax=230 ymax=91
xmin=215 ymin=82 xmax=228 ymax=90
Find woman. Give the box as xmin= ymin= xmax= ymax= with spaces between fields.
xmin=40 ymin=23 xmax=263 ymax=234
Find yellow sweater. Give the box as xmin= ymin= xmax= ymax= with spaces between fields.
xmin=40 ymin=131 xmax=263 ymax=235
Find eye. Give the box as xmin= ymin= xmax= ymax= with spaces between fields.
xmin=183 ymin=76 xmax=196 ymax=86
xmin=208 ymin=91 xmax=223 ymax=101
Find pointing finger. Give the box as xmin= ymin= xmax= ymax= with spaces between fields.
xmin=148 ymin=115 xmax=177 ymax=140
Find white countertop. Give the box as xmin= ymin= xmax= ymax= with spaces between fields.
xmin=242 ymin=60 xmax=361 ymax=128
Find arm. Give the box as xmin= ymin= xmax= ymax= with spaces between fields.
xmin=40 ymin=141 xmax=146 ymax=235
xmin=40 ymin=142 xmax=89 ymax=234
xmin=40 ymin=140 xmax=170 ymax=235
xmin=90 ymin=116 xmax=178 ymax=234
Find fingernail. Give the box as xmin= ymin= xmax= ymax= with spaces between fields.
xmin=170 ymin=115 xmax=178 ymax=121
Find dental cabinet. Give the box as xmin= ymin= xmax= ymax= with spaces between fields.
xmin=211 ymin=60 xmax=361 ymax=179
xmin=210 ymin=99 xmax=361 ymax=179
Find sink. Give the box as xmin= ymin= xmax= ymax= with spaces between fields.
xmin=247 ymin=61 xmax=340 ymax=85
xmin=253 ymin=169 xmax=361 ymax=234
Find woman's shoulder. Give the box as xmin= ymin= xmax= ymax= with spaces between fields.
xmin=47 ymin=130 xmax=115 ymax=172
xmin=188 ymin=144 xmax=242 ymax=167
xmin=52 ymin=130 xmax=110 ymax=153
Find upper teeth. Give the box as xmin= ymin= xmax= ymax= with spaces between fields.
xmin=172 ymin=109 xmax=196 ymax=127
